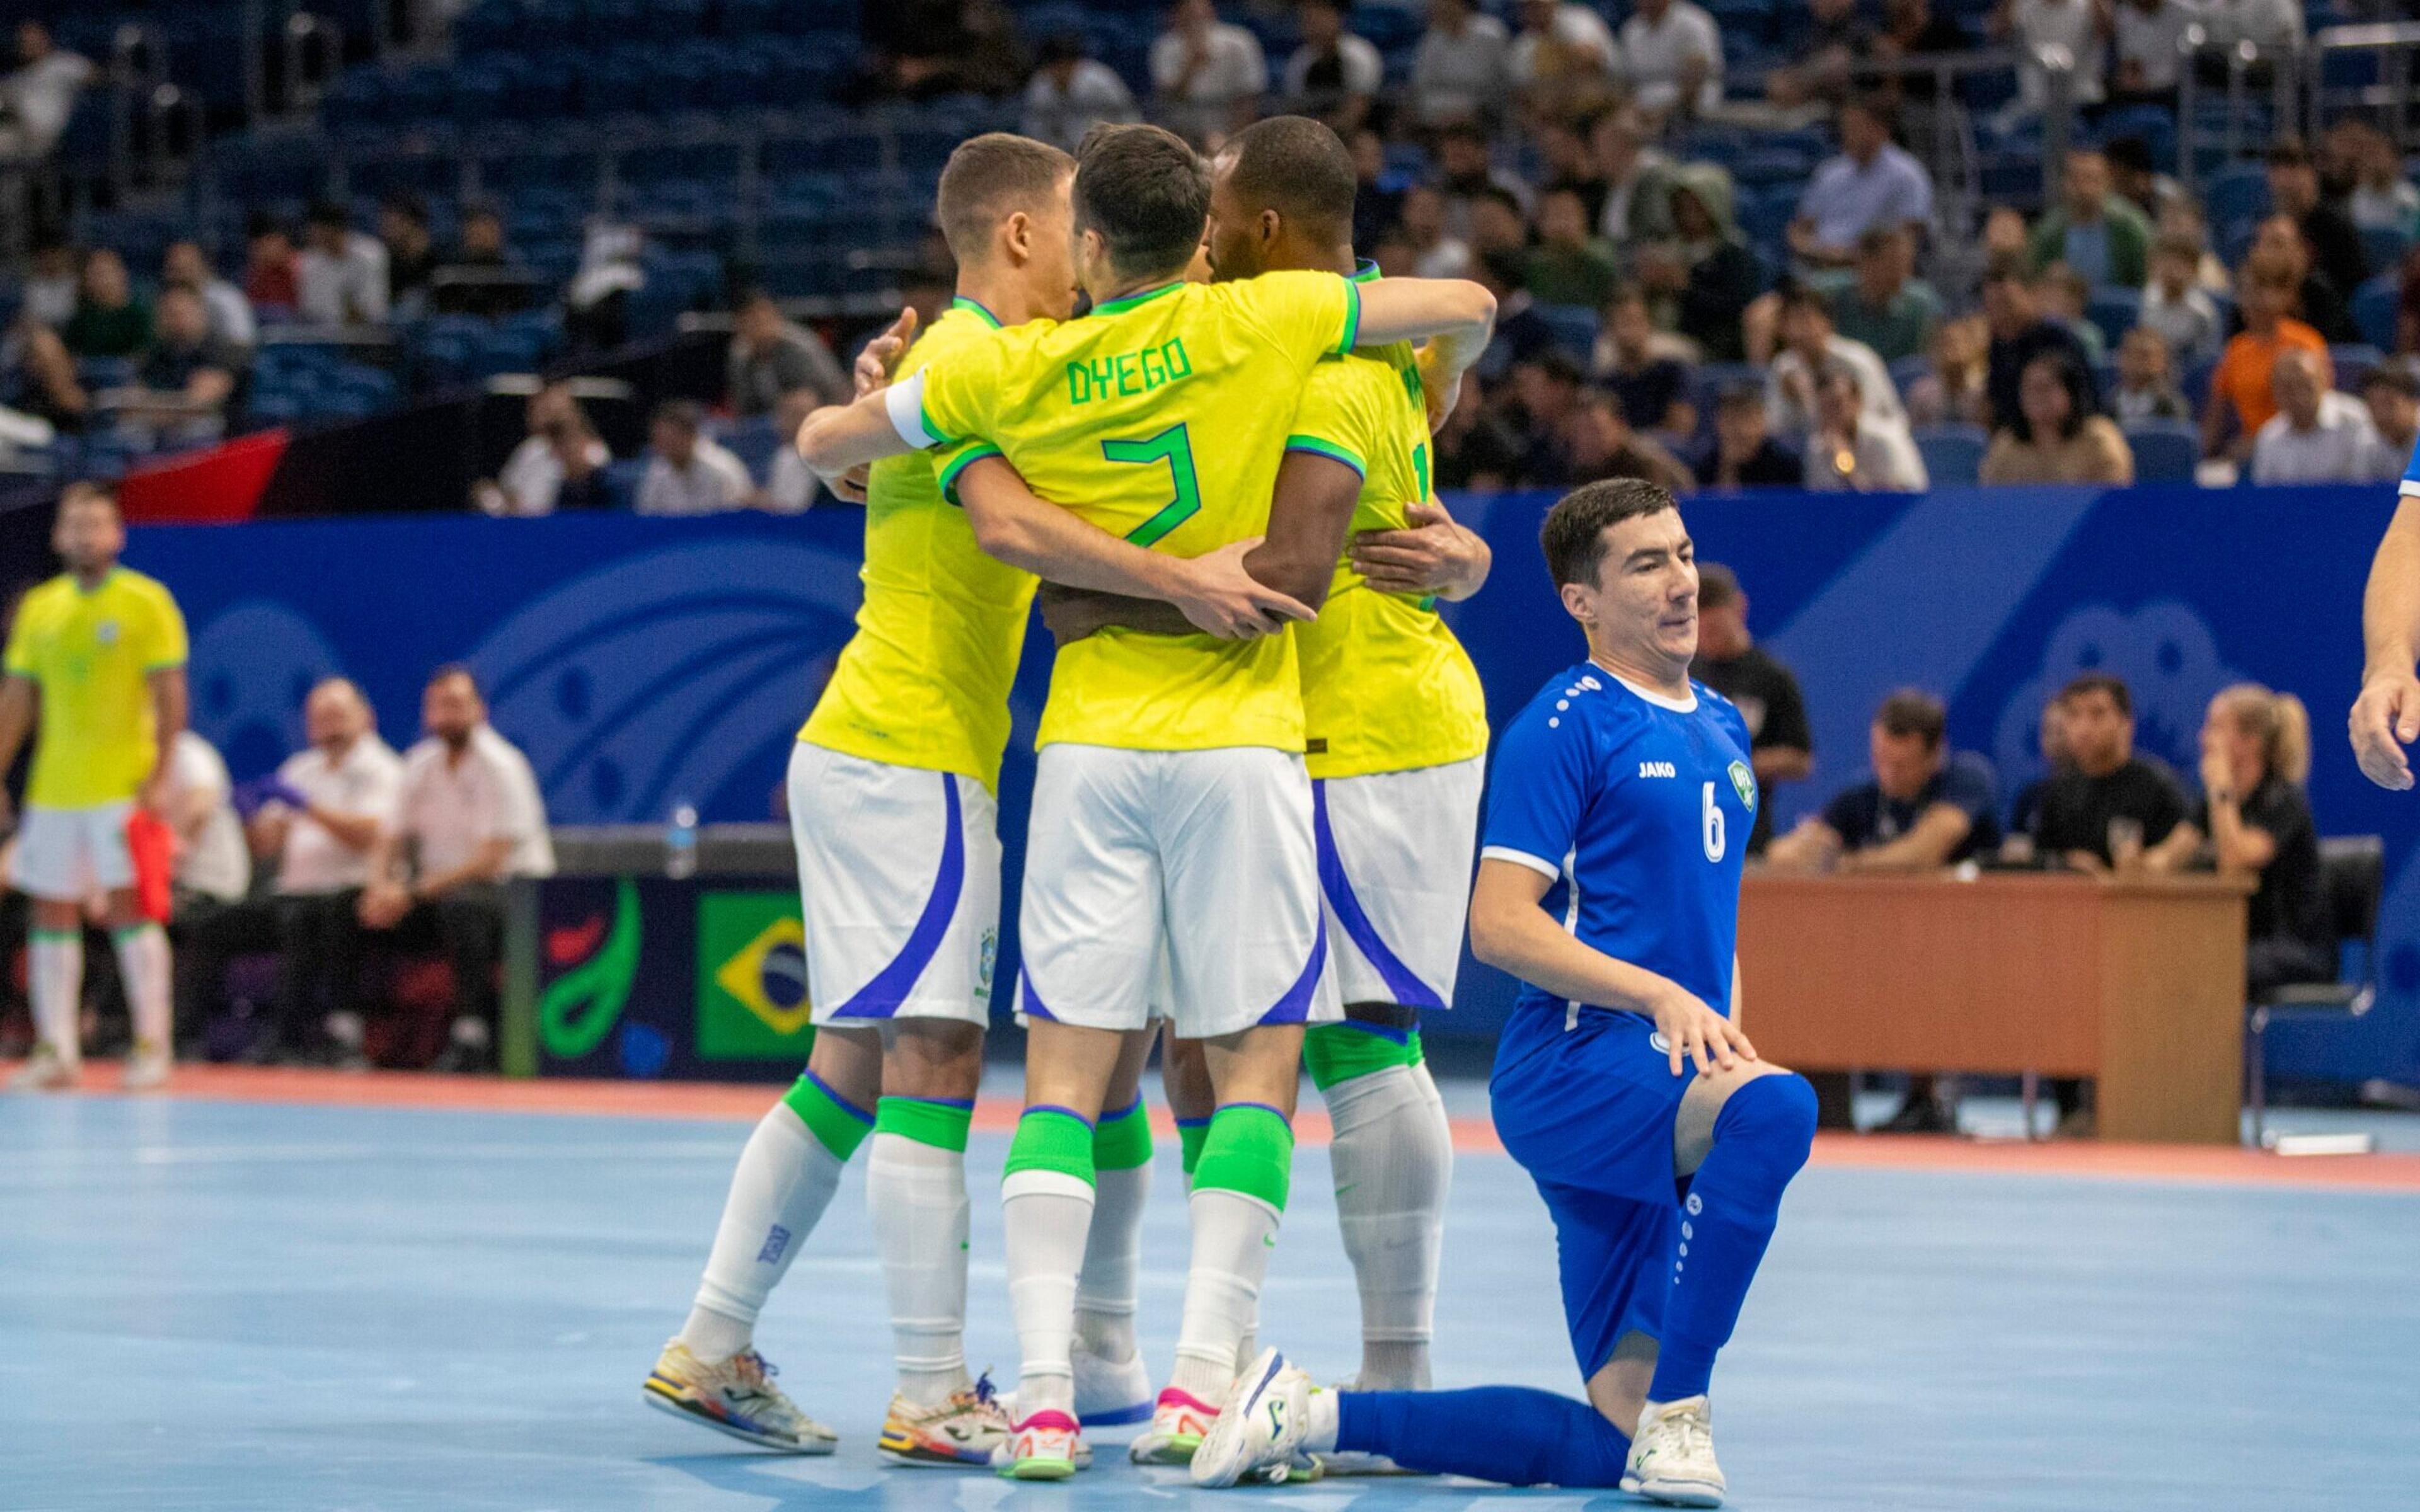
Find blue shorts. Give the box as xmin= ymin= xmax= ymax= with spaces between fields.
xmin=1490 ymin=1004 xmax=1694 ymax=1379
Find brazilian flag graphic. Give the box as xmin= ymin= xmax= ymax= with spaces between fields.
xmin=696 ymin=891 xmax=815 ymax=1060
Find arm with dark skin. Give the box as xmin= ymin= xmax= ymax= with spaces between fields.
xmin=1039 ymin=450 xmax=1364 ymax=644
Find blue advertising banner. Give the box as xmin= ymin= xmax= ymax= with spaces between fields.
xmin=129 ymin=484 xmax=2413 ymax=1085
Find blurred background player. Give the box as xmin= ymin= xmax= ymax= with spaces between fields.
xmin=647 ymin=131 xmax=1315 ymax=1467
xmin=1049 ymin=115 xmax=1492 ymax=1462
xmin=0 ymin=483 xmax=189 ymax=1091
xmin=797 ymin=122 xmax=1497 ymax=1478
xmin=1196 ymin=481 xmax=1815 ymax=1507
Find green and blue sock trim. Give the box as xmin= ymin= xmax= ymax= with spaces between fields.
xmin=782 ymin=1069 xmax=877 ymax=1161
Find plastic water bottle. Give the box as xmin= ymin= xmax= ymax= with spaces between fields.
xmin=666 ymin=800 xmax=699 ymax=880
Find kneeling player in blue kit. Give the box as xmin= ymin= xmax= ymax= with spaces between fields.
xmin=1193 ymin=479 xmax=1818 ymax=1506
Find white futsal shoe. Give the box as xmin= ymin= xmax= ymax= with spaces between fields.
xmin=1190 ymin=1348 xmax=1317 ymax=1487
xmin=121 ymin=1040 xmax=171 ymax=1092
xmin=1073 ymin=1341 xmax=1155 ymax=1426
xmin=8 ymin=1044 xmax=80 ymax=1091
xmin=641 ymin=1339 xmax=838 ymax=1453
xmin=1623 ymin=1395 xmax=1726 ymax=1506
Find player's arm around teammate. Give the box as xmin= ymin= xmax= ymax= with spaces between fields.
xmin=2352 ymin=481 xmax=2420 ymax=788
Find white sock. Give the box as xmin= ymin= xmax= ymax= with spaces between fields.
xmin=683 ymin=1104 xmax=846 ymax=1362
xmin=1305 ymin=1386 xmax=1341 ymax=1453
xmin=1168 ymin=1188 xmax=1279 ymax=1402
xmin=1002 ymin=1171 xmax=1095 ymax=1419
xmin=1074 ymin=1159 xmax=1149 ymax=1364
xmin=29 ymin=931 xmax=83 ymax=1062
xmin=113 ymin=925 xmax=171 ymax=1053
xmin=867 ymin=1131 xmax=973 ymax=1406
xmin=1325 ymin=1063 xmax=1451 ymax=1390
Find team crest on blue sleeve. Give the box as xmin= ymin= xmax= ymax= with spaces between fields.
xmin=1728 ymin=759 xmax=1756 ymax=811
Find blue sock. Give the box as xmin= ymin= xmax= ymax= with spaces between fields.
xmin=1649 ymin=1072 xmax=1818 ymax=1402
xmin=1335 ymin=1386 xmax=1632 ymax=1486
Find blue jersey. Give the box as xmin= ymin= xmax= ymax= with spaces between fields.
xmin=1480 ymin=662 xmax=1755 ymax=1020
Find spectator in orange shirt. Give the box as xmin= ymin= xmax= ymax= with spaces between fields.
xmin=2203 ymin=265 xmax=2329 ymax=463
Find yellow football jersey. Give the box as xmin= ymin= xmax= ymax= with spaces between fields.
xmin=3 ymin=568 xmax=188 ymax=808
xmin=1283 ymin=309 xmax=1490 ymax=781
xmin=914 ymin=270 xmax=1360 ymax=753
xmin=800 ymin=299 xmax=1040 ymax=792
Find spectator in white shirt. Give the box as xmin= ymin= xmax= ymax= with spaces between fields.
xmin=1151 ymin=0 xmax=1267 ymax=147
xmin=1022 ymin=32 xmax=1139 ymax=152
xmin=638 ymin=401 xmax=757 ymax=516
xmin=2250 ymin=348 xmax=2398 ymax=484
xmin=1804 ymin=361 xmax=1930 ymax=491
xmin=0 ymin=21 xmax=93 ymax=162
xmin=2110 ymin=0 xmax=2197 ymax=104
xmin=1410 ymin=0 xmax=1512 ymax=127
xmin=1399 ymin=185 xmax=1475 ymax=279
xmin=1620 ymin=0 xmax=1723 ymax=122
xmin=475 ymin=382 xmax=612 ymax=517
xmin=1790 ymin=95 xmax=1934 ymax=270
xmin=1509 ymin=0 xmax=1622 ymax=114
xmin=1995 ymin=0 xmax=2106 ymax=120
xmin=1284 ymin=0 xmax=1385 ymax=132
xmin=168 ymin=730 xmax=250 ymax=915
xmin=228 ymin=678 xmax=403 ymax=1062
xmin=1766 ymin=280 xmax=1908 ymax=438
xmin=359 ymin=666 xmax=553 ymax=1071
xmin=161 ymin=241 xmax=256 ymax=350
xmin=21 ymin=237 xmax=77 ymax=329
xmin=2139 ymin=234 xmax=2221 ymax=364
xmin=297 ymin=202 xmax=391 ymax=327
xmin=2201 ymin=0 xmax=2299 ymax=51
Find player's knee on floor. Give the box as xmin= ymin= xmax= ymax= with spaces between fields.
xmin=1710 ymin=1071 xmax=1818 ymax=1190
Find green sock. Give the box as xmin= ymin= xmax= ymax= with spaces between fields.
xmin=781 ymin=1070 xmax=876 ymax=1161
xmin=1191 ymin=1103 xmax=1295 ymax=1212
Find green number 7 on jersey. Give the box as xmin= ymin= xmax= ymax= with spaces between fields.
xmin=1103 ymin=425 xmax=1202 ymax=547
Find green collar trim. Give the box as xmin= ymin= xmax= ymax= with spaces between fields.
xmin=949 ymin=296 xmax=1003 ymax=328
xmin=1091 ymin=281 xmax=1186 ymax=316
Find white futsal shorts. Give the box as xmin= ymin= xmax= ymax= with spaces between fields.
xmin=1015 ymin=743 xmax=1336 ymax=1040
xmin=1314 ymin=756 xmax=1485 ymax=1012
xmin=788 ymin=742 xmax=1000 ymax=1026
xmin=11 ymin=801 xmax=136 ymax=901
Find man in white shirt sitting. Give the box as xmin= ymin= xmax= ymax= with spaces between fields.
xmin=637 ymin=401 xmax=756 ymax=516
xmin=1765 ymin=281 xmax=1907 ymax=440
xmin=163 ymin=728 xmax=251 ymax=1053
xmin=1284 ymin=0 xmax=1385 ymax=131
xmin=358 ymin=666 xmax=554 ymax=1072
xmin=1021 ymin=32 xmax=1138 ymax=153
xmin=475 ymin=383 xmax=613 ymax=517
xmin=2251 ymin=348 xmax=2400 ymax=484
xmin=0 ymin=21 xmax=94 ymax=163
xmin=1509 ymin=0 xmax=1621 ymax=113
xmin=1150 ymin=0 xmax=1267 ymax=147
xmin=1620 ymin=0 xmax=1723 ymax=121
xmin=297 ymin=202 xmax=391 ymax=328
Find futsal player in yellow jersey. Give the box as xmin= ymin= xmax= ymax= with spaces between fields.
xmin=1046 ymin=119 xmax=1495 ymax=1468
xmin=797 ymin=122 xmax=1495 ymax=1477
xmin=0 ymin=483 xmax=189 ymax=1092
xmin=645 ymin=134 xmax=1310 ymax=1469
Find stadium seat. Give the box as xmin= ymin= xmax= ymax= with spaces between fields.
xmin=1533 ymin=304 xmax=1601 ymax=360
xmin=2085 ymin=287 xmax=2140 ymax=348
xmin=1913 ymin=425 xmax=1987 ymax=488
xmin=2361 ymin=226 xmax=2408 ymax=280
xmin=2123 ymin=421 xmax=2200 ymax=484
xmin=2202 ymin=165 xmax=2269 ymax=229
xmin=2353 ymin=276 xmax=2402 ymax=353
xmin=2331 ymin=345 xmax=2382 ymax=396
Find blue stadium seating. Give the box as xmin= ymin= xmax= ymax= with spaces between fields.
xmin=2353 ymin=276 xmax=2404 ymax=353
xmin=1533 ymin=304 xmax=1601 ymax=362
xmin=1915 ymin=425 xmax=1988 ymax=488
xmin=2086 ymin=288 xmax=2140 ymax=349
xmin=2124 ymin=421 xmax=2201 ymax=484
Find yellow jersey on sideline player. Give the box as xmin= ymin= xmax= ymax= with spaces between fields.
xmin=4 ymin=565 xmax=188 ymax=808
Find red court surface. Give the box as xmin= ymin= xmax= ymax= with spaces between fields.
xmin=17 ymin=1059 xmax=2420 ymax=1193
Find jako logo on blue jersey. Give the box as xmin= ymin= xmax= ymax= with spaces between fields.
xmin=1639 ymin=760 xmax=1677 ymax=778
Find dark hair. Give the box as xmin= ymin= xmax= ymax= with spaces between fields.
xmin=1520 ymin=346 xmax=1586 ymax=389
xmin=381 ymin=193 xmax=429 ymax=226
xmin=2266 ymin=137 xmax=2313 ymax=170
xmin=1697 ymin=561 xmax=1741 ymax=608
xmin=1841 ymin=92 xmax=1898 ymax=136
xmin=1775 ymin=278 xmax=1834 ymax=322
xmin=425 ymin=662 xmax=484 ymax=698
xmin=1981 ymin=251 xmax=2032 ymax=290
xmin=1874 ymin=689 xmax=1947 ymax=749
xmin=2103 ymin=135 xmax=2153 ymax=176
xmin=2011 ymin=347 xmax=2094 ymax=444
xmin=1223 ymin=115 xmax=1358 ymax=242
xmin=1605 ymin=280 xmax=1648 ymax=313
xmin=2060 ymin=672 xmax=2132 ymax=718
xmin=2364 ymin=364 xmax=2420 ymax=400
xmin=1715 ymin=379 xmax=1765 ymax=413
xmin=651 ymin=399 xmax=705 ymax=433
xmin=1439 ymin=120 xmax=1490 ymax=149
xmin=246 ymin=210 xmax=290 ymax=241
xmin=938 ymin=132 xmax=1076 ymax=264
xmin=306 ymin=200 xmax=350 ymax=231
xmin=1073 ymin=123 xmax=1209 ymax=280
xmin=1476 ymin=245 xmax=1529 ymax=293
xmin=1039 ymin=30 xmax=1087 ymax=65
xmin=1470 ymin=183 xmax=1526 ymax=221
xmin=1539 ymin=479 xmax=1678 ymax=588
xmin=732 ymin=286 xmax=780 ymax=316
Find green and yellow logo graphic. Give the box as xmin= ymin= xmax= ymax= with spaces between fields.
xmin=698 ymin=891 xmax=815 ymax=1059
xmin=1728 ymin=759 xmax=1757 ymax=812
xmin=539 ymin=878 xmax=641 ymax=1060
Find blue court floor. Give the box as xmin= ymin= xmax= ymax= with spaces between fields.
xmin=6 ymin=1086 xmax=2419 ymax=1512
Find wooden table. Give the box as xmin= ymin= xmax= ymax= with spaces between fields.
xmin=1737 ymin=871 xmax=2252 ymax=1145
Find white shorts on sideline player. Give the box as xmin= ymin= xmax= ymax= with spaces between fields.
xmin=1015 ymin=743 xmax=1337 ymax=1039
xmin=12 ymin=801 xmax=136 ymax=900
xmin=787 ymin=741 xmax=1000 ymax=1027
xmin=1313 ymin=755 xmax=1485 ymax=1011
